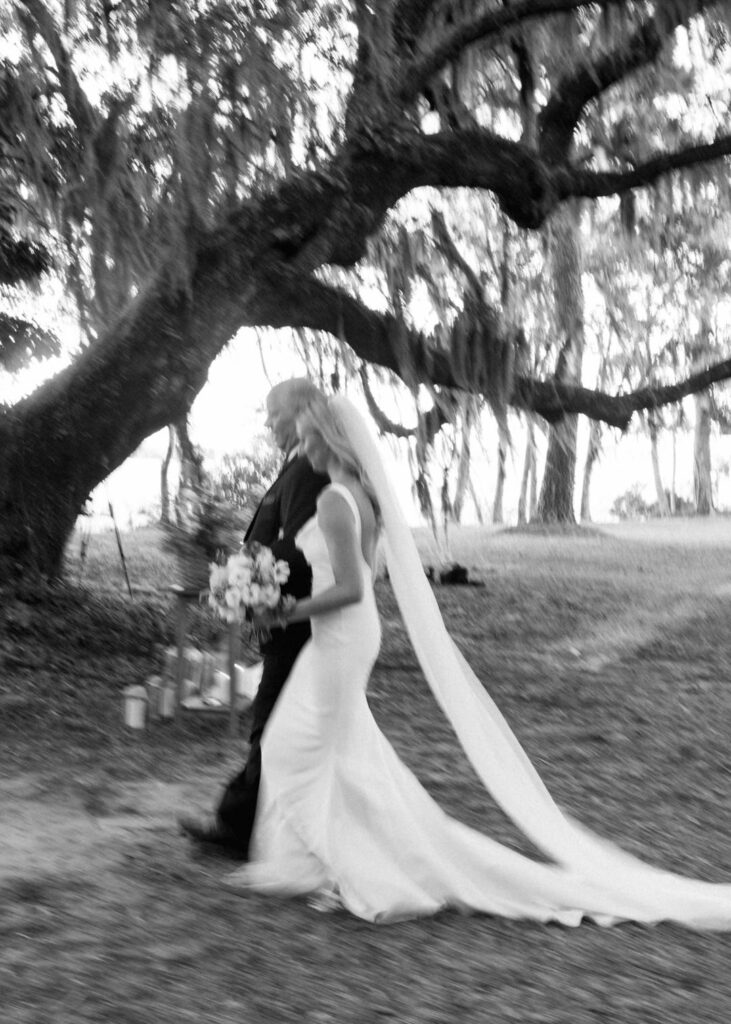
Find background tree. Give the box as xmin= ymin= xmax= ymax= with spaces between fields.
xmin=212 ymin=441 xmax=280 ymax=517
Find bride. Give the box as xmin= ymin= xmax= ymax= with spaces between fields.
xmin=225 ymin=393 xmax=731 ymax=927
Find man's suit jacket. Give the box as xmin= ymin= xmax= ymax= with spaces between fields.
xmin=245 ymin=454 xmax=329 ymax=652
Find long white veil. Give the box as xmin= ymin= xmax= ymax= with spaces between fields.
xmin=331 ymin=394 xmax=731 ymax=928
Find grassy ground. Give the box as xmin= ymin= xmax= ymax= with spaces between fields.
xmin=2 ymin=519 xmax=731 ymax=1023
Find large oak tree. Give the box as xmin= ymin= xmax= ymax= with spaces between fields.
xmin=1 ymin=0 xmax=730 ymax=575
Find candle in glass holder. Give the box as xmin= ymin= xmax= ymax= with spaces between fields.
xmin=145 ymin=675 xmax=163 ymax=719
xmin=159 ymin=680 xmax=176 ymax=719
xmin=186 ymin=648 xmax=204 ymax=691
xmin=163 ymin=645 xmax=178 ymax=680
xmin=123 ymin=685 xmax=148 ymax=729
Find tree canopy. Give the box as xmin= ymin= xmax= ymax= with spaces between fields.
xmin=1 ymin=0 xmax=731 ymax=574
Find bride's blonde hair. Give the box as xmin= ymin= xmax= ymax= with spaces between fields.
xmin=297 ymin=395 xmax=381 ymax=520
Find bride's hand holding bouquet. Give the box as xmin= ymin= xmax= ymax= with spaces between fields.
xmin=250 ymin=594 xmax=297 ymax=633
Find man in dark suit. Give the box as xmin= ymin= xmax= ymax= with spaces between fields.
xmin=180 ymin=377 xmax=328 ymax=858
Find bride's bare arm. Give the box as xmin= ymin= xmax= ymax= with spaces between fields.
xmin=284 ymin=490 xmax=363 ymax=624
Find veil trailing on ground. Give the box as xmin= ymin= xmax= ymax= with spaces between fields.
xmin=330 ymin=394 xmax=731 ymax=929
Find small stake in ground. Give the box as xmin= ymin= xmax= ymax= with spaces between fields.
xmin=108 ymin=499 xmax=133 ymax=598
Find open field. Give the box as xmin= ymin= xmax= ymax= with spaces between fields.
xmin=2 ymin=518 xmax=731 ymax=1023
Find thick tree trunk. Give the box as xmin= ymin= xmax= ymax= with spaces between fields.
xmin=694 ymin=390 xmax=714 ymax=515
xmin=536 ymin=423 xmax=578 ymax=522
xmin=648 ymin=412 xmax=669 ymax=516
xmin=0 ymin=272 xmax=244 ymax=576
xmin=579 ymin=419 xmax=602 ymax=523
xmin=535 ymin=202 xmax=585 ymax=523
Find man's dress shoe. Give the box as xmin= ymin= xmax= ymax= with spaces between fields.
xmin=178 ymin=815 xmax=247 ymax=860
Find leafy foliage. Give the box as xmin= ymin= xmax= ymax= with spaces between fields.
xmin=4 ymin=0 xmax=730 ymax=390
xmin=0 ymin=229 xmax=51 ymax=286
xmin=2 ymin=0 xmax=354 ymax=335
xmin=210 ymin=441 xmax=280 ymax=516
xmin=610 ymin=484 xmax=695 ymax=519
xmin=0 ymin=311 xmax=61 ymax=372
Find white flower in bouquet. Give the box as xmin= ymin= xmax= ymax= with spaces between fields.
xmin=273 ymin=560 xmax=290 ymax=585
xmin=228 ymin=553 xmax=254 ymax=591
xmin=256 ymin=546 xmax=275 ymax=573
xmin=259 ymin=582 xmax=281 ymax=609
xmin=208 ymin=564 xmax=231 ymax=612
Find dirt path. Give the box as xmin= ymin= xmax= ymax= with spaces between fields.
xmin=0 ymin=773 xmax=216 ymax=887
xmin=544 ymin=544 xmax=731 ymax=672
xmin=561 ymin=581 xmax=731 ymax=672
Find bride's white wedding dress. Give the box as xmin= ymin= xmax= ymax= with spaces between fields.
xmin=226 ymin=481 xmax=731 ymax=926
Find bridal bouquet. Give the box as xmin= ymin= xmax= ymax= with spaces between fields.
xmin=208 ymin=543 xmax=292 ymax=625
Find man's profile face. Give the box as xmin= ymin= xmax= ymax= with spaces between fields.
xmin=265 ymin=389 xmax=297 ymax=452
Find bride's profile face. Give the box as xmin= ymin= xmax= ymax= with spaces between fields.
xmin=297 ymin=422 xmax=330 ymax=473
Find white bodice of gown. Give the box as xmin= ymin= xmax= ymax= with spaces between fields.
xmin=295 ymin=482 xmax=380 ymax=653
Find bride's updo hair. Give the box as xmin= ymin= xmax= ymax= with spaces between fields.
xmin=297 ymin=395 xmax=381 ymax=521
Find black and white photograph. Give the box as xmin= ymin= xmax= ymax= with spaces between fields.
xmin=2 ymin=3 xmax=731 ymax=1022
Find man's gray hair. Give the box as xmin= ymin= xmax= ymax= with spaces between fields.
xmin=268 ymin=377 xmax=323 ymax=415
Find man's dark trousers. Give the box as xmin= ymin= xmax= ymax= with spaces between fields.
xmin=216 ymin=623 xmax=310 ymax=856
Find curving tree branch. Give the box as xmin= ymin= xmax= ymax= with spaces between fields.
xmin=257 ymin=266 xmax=731 ymax=430
xmin=538 ymin=0 xmax=709 ymax=160
xmin=559 ymin=135 xmax=731 ymax=200
xmin=393 ymin=0 xmax=442 ymax=53
xmin=379 ymin=127 xmax=555 ymax=229
xmin=398 ymin=0 xmax=626 ymax=104
xmin=361 ymin=123 xmax=731 ymax=234
xmin=514 ymin=358 xmax=731 ymax=428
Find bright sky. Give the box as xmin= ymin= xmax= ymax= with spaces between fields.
xmin=65 ymin=325 xmax=425 ymax=531
xmin=4 ymin=316 xmax=731 ymax=536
